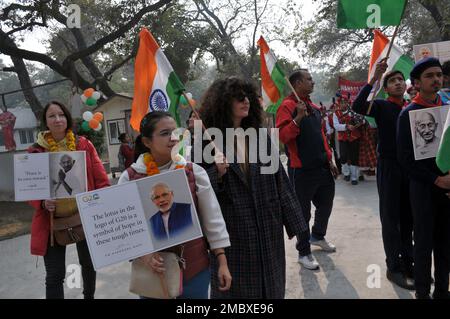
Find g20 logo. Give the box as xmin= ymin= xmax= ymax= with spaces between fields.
xmin=82 ymin=193 xmax=100 ymax=202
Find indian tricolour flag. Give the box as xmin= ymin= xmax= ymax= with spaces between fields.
xmin=367 ymin=29 xmax=414 ymax=99
xmin=130 ymin=28 xmax=185 ymax=131
xmin=436 ymin=108 xmax=450 ymax=173
xmin=257 ymin=36 xmax=287 ymax=114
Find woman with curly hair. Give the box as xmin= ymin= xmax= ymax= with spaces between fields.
xmin=197 ymin=77 xmax=308 ymax=298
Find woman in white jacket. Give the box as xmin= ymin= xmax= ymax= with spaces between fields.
xmin=118 ymin=111 xmax=231 ymax=299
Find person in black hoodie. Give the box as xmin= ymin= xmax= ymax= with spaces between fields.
xmin=352 ymin=58 xmax=414 ymax=290
xmin=397 ymin=57 xmax=450 ymax=299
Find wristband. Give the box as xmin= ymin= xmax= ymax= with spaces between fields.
xmin=215 ymin=252 xmax=225 ymax=258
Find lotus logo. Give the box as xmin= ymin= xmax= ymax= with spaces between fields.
xmin=82 ymin=193 xmax=100 ymax=202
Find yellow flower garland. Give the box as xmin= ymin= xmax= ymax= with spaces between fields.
xmin=45 ymin=129 xmax=76 ymax=152
xmin=143 ymin=152 xmax=185 ymax=176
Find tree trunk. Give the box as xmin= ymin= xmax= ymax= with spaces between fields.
xmin=11 ymin=56 xmax=43 ymax=120
xmin=418 ymin=0 xmax=450 ymax=41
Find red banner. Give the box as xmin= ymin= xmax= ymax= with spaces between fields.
xmin=338 ymin=77 xmax=366 ymax=102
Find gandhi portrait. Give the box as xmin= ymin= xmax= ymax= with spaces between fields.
xmin=414 ymin=111 xmax=440 ymax=158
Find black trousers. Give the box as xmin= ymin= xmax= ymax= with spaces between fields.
xmin=340 ymin=140 xmax=360 ymax=165
xmin=43 ymin=239 xmax=96 ymax=299
xmin=410 ymin=180 xmax=450 ymax=296
xmin=289 ymin=165 xmax=335 ymax=256
xmin=376 ymin=158 xmax=414 ymax=273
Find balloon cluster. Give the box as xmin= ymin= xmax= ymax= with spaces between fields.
xmin=81 ymin=111 xmax=103 ymax=132
xmin=179 ymin=92 xmax=196 ymax=108
xmin=81 ymin=88 xmax=101 ymax=106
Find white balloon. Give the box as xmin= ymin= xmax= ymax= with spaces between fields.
xmin=186 ymin=92 xmax=193 ymax=99
xmin=94 ymin=123 xmax=102 ymax=131
xmin=92 ymin=91 xmax=101 ymax=100
xmin=83 ymin=111 xmax=93 ymax=121
xmin=80 ymin=95 xmax=88 ymax=103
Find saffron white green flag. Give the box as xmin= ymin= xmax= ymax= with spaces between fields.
xmin=368 ymin=30 xmax=414 ymax=99
xmin=436 ymin=108 xmax=450 ymax=173
xmin=257 ymin=36 xmax=287 ymax=114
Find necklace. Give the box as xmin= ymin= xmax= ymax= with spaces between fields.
xmin=46 ymin=130 xmax=76 ymax=152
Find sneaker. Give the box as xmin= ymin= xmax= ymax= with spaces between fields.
xmin=359 ymin=175 xmax=365 ymax=181
xmin=344 ymin=175 xmax=350 ymax=181
xmin=310 ymin=238 xmax=337 ymax=252
xmin=386 ymin=270 xmax=415 ymax=290
xmin=298 ymin=254 xmax=319 ymax=270
xmin=351 ymin=180 xmax=358 ymax=185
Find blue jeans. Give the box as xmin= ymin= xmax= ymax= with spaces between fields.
xmin=179 ymin=268 xmax=210 ymax=299
xmin=140 ymin=268 xmax=210 ymax=299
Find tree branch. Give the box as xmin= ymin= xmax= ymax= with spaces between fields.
xmin=63 ymin=0 xmax=173 ymax=62
xmin=5 ymin=21 xmax=47 ymax=35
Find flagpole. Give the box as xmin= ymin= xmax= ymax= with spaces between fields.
xmin=284 ymin=75 xmax=309 ymax=115
xmin=366 ymin=0 xmax=409 ymax=115
xmin=181 ymin=91 xmax=228 ymax=164
xmin=366 ymin=24 xmax=401 ymax=115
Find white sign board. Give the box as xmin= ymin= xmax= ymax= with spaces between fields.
xmin=409 ymin=105 xmax=450 ymax=160
xmin=14 ymin=151 xmax=87 ymax=201
xmin=76 ymin=169 xmax=203 ymax=270
xmin=413 ymin=40 xmax=450 ymax=63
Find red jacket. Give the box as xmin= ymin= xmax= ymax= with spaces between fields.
xmin=119 ymin=143 xmax=134 ymax=169
xmin=276 ymin=93 xmax=332 ymax=168
xmin=335 ymin=110 xmax=362 ymax=142
xmin=28 ymin=136 xmax=110 ymax=256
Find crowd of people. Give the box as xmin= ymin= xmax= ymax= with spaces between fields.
xmin=27 ymin=56 xmax=450 ymax=299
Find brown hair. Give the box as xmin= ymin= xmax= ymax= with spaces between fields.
xmin=41 ymin=101 xmax=73 ymax=132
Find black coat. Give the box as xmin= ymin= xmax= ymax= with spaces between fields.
xmin=201 ymin=138 xmax=307 ymax=298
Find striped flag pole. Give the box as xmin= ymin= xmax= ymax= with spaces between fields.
xmin=366 ymin=24 xmax=401 ymax=115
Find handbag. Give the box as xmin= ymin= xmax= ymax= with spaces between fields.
xmin=129 ymin=252 xmax=183 ymax=299
xmin=54 ymin=198 xmax=78 ymax=218
xmin=52 ymin=212 xmax=85 ymax=246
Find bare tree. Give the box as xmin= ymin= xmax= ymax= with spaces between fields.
xmin=0 ymin=0 xmax=172 ymax=118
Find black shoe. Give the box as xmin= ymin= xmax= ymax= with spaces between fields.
xmin=387 ymin=270 xmax=415 ymax=290
xmin=351 ymin=180 xmax=358 ymax=185
xmin=344 ymin=175 xmax=350 ymax=181
xmin=432 ymin=291 xmax=450 ymax=299
xmin=415 ymin=292 xmax=432 ymax=299
xmin=359 ymin=175 xmax=365 ymax=181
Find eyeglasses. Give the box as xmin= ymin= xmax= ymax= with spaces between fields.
xmin=153 ymin=129 xmax=178 ymax=138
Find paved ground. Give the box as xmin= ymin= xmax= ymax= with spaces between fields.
xmin=0 ymin=172 xmax=416 ymax=299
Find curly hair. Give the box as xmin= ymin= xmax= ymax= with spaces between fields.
xmin=199 ymin=77 xmax=263 ymax=132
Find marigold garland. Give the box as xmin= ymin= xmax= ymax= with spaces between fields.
xmin=143 ymin=153 xmax=160 ymax=176
xmin=46 ymin=130 xmax=76 ymax=152
xmin=143 ymin=152 xmax=186 ymax=176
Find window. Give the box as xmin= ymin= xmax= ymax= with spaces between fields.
xmin=19 ymin=129 xmax=35 ymax=145
xmin=107 ymin=119 xmax=126 ymax=144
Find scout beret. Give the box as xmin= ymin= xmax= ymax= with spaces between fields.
xmin=410 ymin=57 xmax=442 ymax=80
